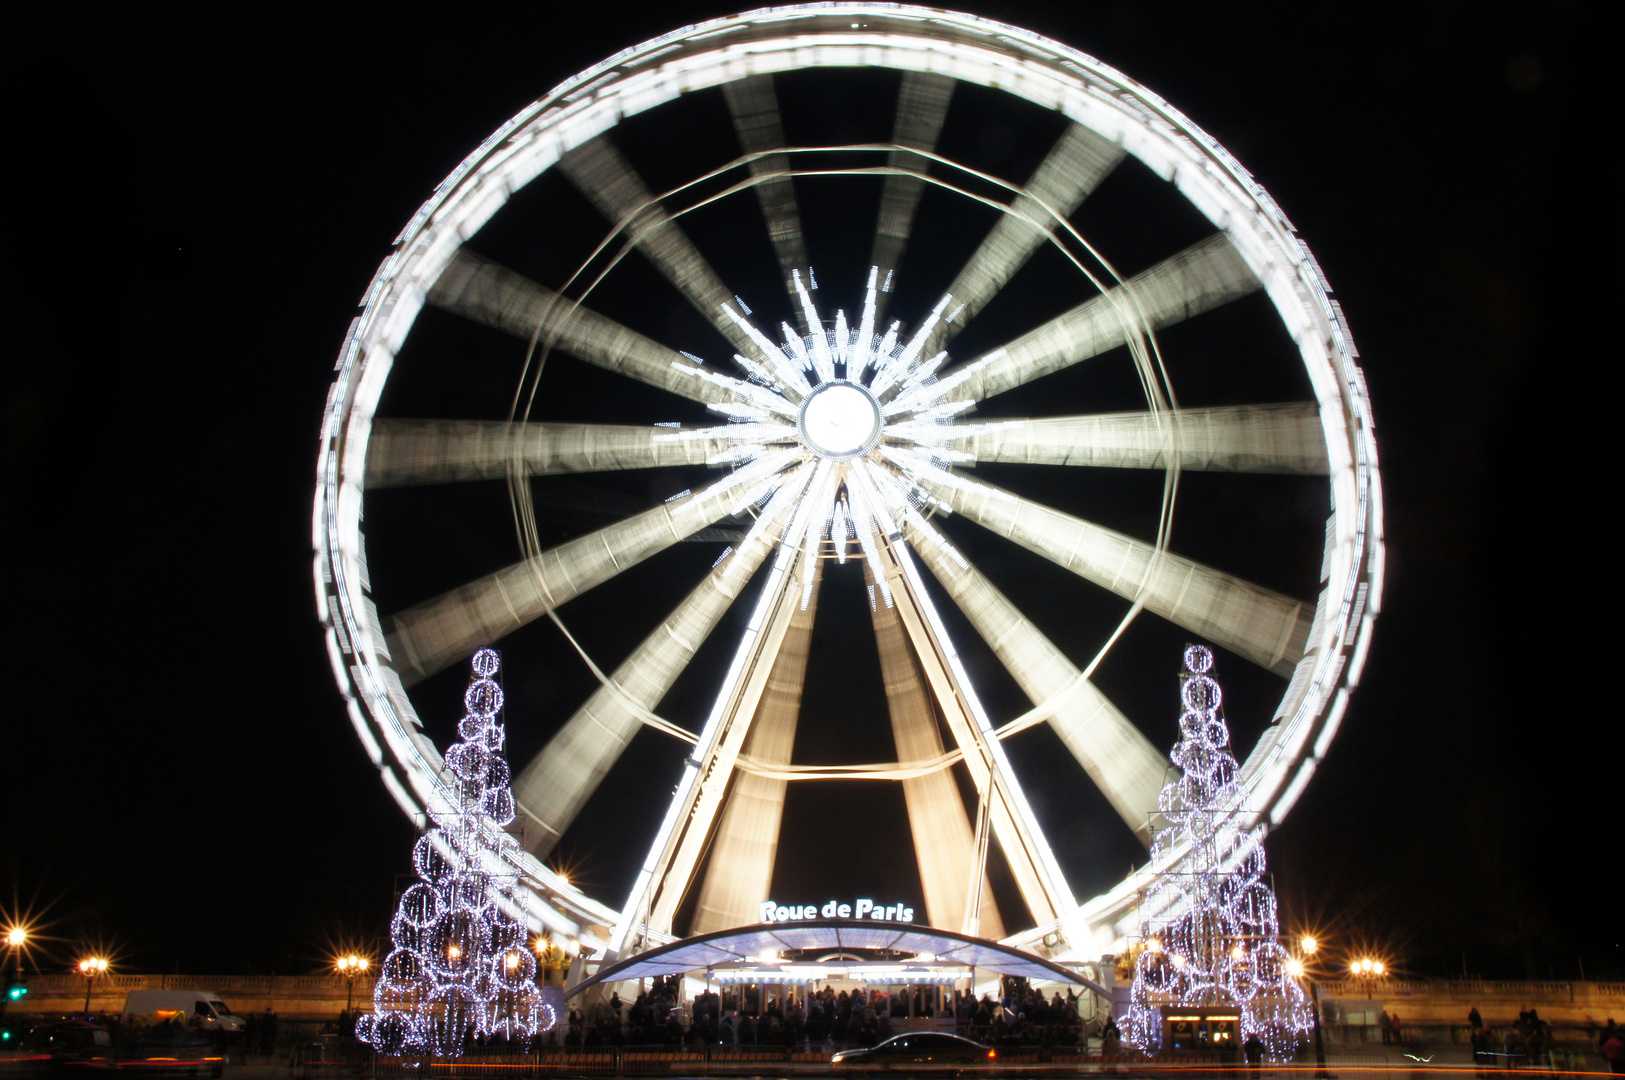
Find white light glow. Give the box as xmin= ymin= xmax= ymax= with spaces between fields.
xmin=799 ymin=382 xmax=881 ymax=458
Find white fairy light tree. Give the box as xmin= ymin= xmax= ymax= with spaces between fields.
xmin=357 ymin=649 xmax=547 ymax=1057
xmin=1125 ymin=644 xmax=1311 ymax=1060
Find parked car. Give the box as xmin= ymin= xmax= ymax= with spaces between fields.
xmin=832 ymin=1032 xmax=997 ymax=1070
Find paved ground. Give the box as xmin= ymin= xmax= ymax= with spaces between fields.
xmin=217 ymin=1040 xmax=1614 ymax=1078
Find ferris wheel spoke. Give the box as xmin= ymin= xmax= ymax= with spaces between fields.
xmin=926 ymin=124 xmax=1124 ymax=355
xmin=560 ymin=136 xmax=758 ymax=357
xmin=868 ymin=559 xmax=1006 ymax=936
xmin=511 ymin=506 xmax=792 ymax=859
xmin=869 ymin=72 xmax=955 ymax=310
xmin=723 ymin=75 xmax=808 ymax=309
xmin=935 ymin=233 xmax=1258 ymax=406
xmin=382 ymin=450 xmax=801 ymax=686
xmin=868 ymin=532 xmax=1071 ymax=926
xmin=631 ymin=470 xmax=824 ymax=939
xmin=690 ymin=561 xmax=823 ymax=933
xmin=904 ymin=521 xmax=1166 ymax=842
xmin=429 ymin=250 xmax=730 ymax=406
xmin=365 ymin=419 xmax=761 ymax=488
xmin=921 ymin=475 xmax=1311 ymax=677
xmin=947 ymin=403 xmax=1330 ymax=474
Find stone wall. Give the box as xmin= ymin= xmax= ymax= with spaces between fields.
xmin=1316 ymin=977 xmax=1625 ymax=1029
xmin=9 ymin=973 xmax=379 ymax=1022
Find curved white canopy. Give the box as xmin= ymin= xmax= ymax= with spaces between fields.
xmin=568 ymin=919 xmax=1107 ymax=998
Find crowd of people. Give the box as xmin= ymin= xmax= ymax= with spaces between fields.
xmin=1464 ymin=1006 xmax=1625 ymax=1073
xmin=551 ymin=975 xmax=1090 ymax=1050
xmin=1468 ymin=1005 xmax=1554 ymax=1067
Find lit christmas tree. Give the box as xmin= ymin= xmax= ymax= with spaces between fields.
xmin=358 ymin=649 xmax=547 ymax=1057
xmin=1125 ymin=644 xmax=1311 ymax=1059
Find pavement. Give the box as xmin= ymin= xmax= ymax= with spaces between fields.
xmin=213 ymin=1040 xmax=1616 ymax=1078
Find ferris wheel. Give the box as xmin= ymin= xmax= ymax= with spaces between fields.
xmin=314 ymin=3 xmax=1382 ymax=964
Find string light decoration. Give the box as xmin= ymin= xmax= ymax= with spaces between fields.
xmin=1125 ymin=644 xmax=1311 ymax=1060
xmin=357 ymin=649 xmax=546 ymax=1057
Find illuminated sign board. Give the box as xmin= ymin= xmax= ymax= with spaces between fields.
xmin=759 ymin=899 xmax=915 ymax=923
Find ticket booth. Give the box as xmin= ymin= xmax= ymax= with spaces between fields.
xmin=1161 ymin=1006 xmax=1240 ymax=1054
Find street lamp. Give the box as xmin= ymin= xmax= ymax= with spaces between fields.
xmin=5 ymin=927 xmax=26 ymax=986
xmin=335 ymin=955 xmax=369 ymax=1016
xmin=1350 ymin=958 xmax=1385 ymax=998
xmin=78 ymin=958 xmax=107 ymax=1016
xmin=2 ymin=926 xmax=29 ymax=1024
xmin=1290 ymin=936 xmax=1328 ymax=1080
xmin=5 ymin=927 xmax=28 ymax=979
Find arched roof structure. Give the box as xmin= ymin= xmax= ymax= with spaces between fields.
xmin=567 ymin=920 xmax=1107 ymax=998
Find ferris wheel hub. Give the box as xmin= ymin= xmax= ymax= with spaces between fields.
xmin=797 ymin=380 xmax=883 ymax=459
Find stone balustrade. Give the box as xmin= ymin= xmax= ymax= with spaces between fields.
xmin=10 ymin=973 xmax=380 ymax=1022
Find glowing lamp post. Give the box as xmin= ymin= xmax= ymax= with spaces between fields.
xmin=5 ymin=927 xmax=25 ymax=984
xmin=1350 ymin=958 xmax=1385 ymax=999
xmin=335 ymin=955 xmax=369 ymax=1016
xmin=1290 ymin=936 xmax=1329 ymax=1080
xmin=78 ymin=958 xmax=107 ymax=1016
xmin=2 ymin=926 xmax=28 ymax=1021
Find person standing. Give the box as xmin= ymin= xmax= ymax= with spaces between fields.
xmin=1469 ymin=1007 xmax=1483 ymax=1033
xmin=1379 ymin=1009 xmax=1393 ymax=1045
xmin=1600 ymin=1029 xmax=1623 ymax=1074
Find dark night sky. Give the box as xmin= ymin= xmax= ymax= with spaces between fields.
xmin=4 ymin=1 xmax=1614 ymax=982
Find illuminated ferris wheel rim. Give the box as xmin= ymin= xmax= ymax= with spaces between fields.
xmin=313 ymin=2 xmax=1383 ymax=957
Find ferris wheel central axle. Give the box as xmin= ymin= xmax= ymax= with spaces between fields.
xmin=798 ymin=380 xmax=883 ymax=459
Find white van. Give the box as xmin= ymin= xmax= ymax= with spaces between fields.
xmin=123 ymin=990 xmax=247 ymax=1033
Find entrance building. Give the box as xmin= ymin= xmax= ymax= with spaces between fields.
xmin=568 ymin=919 xmax=1110 ymax=1025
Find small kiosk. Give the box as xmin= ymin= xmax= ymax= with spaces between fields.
xmin=1160 ymin=1006 xmax=1241 ymax=1054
